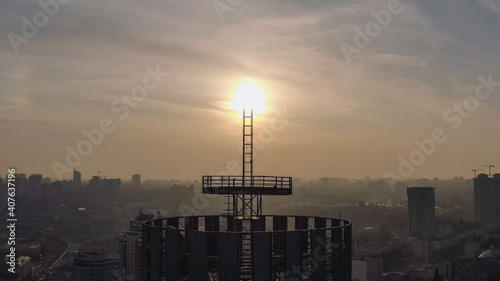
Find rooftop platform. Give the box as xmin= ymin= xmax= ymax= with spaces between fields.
xmin=202 ymin=175 xmax=292 ymax=195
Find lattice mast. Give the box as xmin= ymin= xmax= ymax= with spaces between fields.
xmin=237 ymin=107 xmax=262 ymax=217
xmin=202 ymin=103 xmax=292 ymax=220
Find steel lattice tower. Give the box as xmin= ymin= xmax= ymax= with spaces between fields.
xmin=202 ymin=107 xmax=292 ymax=221
xmin=142 ymin=104 xmax=353 ymax=281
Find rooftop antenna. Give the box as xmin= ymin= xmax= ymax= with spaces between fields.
xmin=202 ymin=84 xmax=292 ymax=219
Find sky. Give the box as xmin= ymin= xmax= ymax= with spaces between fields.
xmin=1 ymin=0 xmax=500 ymax=181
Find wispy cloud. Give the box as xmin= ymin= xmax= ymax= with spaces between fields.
xmin=1 ymin=0 xmax=499 ymax=179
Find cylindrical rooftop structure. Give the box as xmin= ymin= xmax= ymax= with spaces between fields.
xmin=142 ymin=215 xmax=352 ymax=281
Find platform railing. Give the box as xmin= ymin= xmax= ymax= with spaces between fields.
xmin=202 ymin=175 xmax=292 ymax=191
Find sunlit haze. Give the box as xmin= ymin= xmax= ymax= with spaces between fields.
xmin=229 ymin=80 xmax=268 ymax=114
xmin=1 ymin=0 xmax=499 ymax=181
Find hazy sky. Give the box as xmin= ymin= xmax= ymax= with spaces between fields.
xmin=1 ymin=0 xmax=499 ymax=181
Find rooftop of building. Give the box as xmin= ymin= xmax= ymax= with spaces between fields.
xmin=134 ymin=210 xmax=154 ymax=222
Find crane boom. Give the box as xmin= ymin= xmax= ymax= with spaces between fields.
xmin=472 ymin=169 xmax=484 ymax=178
xmin=475 ymin=164 xmax=494 ymax=176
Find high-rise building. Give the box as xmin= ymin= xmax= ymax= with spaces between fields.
xmin=89 ymin=176 xmax=101 ymax=193
xmin=474 ymin=173 xmax=500 ymax=223
xmin=26 ymin=174 xmax=43 ymax=199
xmin=142 ymin=106 xmax=352 ymax=280
xmin=132 ymin=174 xmax=141 ymax=186
xmin=407 ymin=187 xmax=435 ymax=238
xmin=119 ymin=211 xmax=154 ymax=281
xmin=101 ymin=178 xmax=121 ymax=193
xmin=15 ymin=174 xmax=28 ymax=198
xmin=73 ymin=169 xmax=82 ymax=186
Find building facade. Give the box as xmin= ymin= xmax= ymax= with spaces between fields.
xmin=73 ymin=169 xmax=82 ymax=186
xmin=142 ymin=215 xmax=352 ymax=280
xmin=474 ymin=173 xmax=500 ymax=224
xmin=119 ymin=211 xmax=153 ymax=281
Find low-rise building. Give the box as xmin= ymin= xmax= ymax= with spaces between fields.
xmin=72 ymin=252 xmax=118 ymax=281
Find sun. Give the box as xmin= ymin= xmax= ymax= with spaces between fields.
xmin=229 ymin=81 xmax=268 ymax=114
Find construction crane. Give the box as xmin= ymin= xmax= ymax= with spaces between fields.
xmin=472 ymin=169 xmax=484 ymax=178
xmin=475 ymin=164 xmax=494 ymax=176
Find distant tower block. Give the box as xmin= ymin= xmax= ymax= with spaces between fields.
xmin=142 ymin=102 xmax=352 ymax=281
xmin=132 ymin=174 xmax=141 ymax=186
xmin=73 ymin=169 xmax=82 ymax=186
xmin=474 ymin=173 xmax=500 ymax=223
xmin=407 ymin=187 xmax=435 ymax=238
xmin=202 ymin=107 xmax=292 ymax=220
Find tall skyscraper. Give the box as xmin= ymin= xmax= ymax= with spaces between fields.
xmin=474 ymin=173 xmax=500 ymax=223
xmin=407 ymin=187 xmax=435 ymax=238
xmin=73 ymin=169 xmax=82 ymax=186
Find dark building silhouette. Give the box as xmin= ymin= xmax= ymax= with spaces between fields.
xmin=89 ymin=175 xmax=101 ymax=193
xmin=474 ymin=173 xmax=500 ymax=223
xmin=73 ymin=169 xmax=82 ymax=186
xmin=132 ymin=174 xmax=141 ymax=186
xmin=407 ymin=187 xmax=435 ymax=238
xmin=28 ymin=174 xmax=42 ymax=187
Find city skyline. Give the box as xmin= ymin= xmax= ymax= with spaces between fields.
xmin=2 ymin=1 xmax=500 ymax=280
xmin=2 ymin=169 xmax=490 ymax=182
xmin=1 ymin=0 xmax=500 ymax=181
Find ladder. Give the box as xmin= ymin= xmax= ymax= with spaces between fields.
xmin=240 ymin=109 xmax=254 ymax=279
xmin=243 ymin=107 xmax=253 ymax=185
xmin=237 ymin=107 xmax=254 ymax=217
xmin=240 ymin=220 xmax=252 ymax=280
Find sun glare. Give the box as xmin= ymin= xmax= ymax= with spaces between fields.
xmin=229 ymin=81 xmax=268 ymax=114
